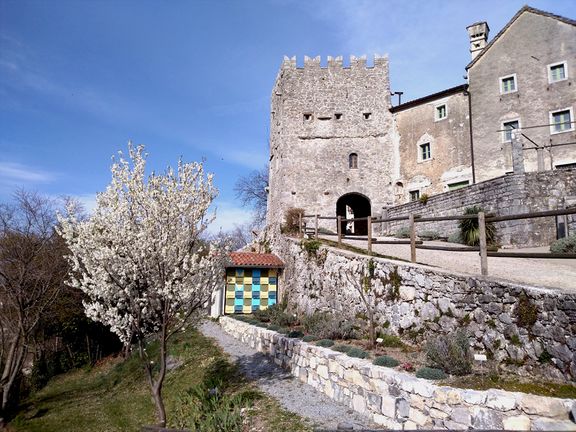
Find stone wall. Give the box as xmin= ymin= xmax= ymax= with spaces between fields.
xmin=221 ymin=316 xmax=576 ymax=430
xmin=267 ymin=234 xmax=576 ymax=381
xmin=381 ymin=169 xmax=576 ymax=246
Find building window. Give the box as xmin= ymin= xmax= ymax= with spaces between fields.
xmin=335 ymin=113 xmax=343 ymax=120
xmin=303 ymin=113 xmax=313 ymax=121
xmin=419 ymin=142 xmax=431 ymax=161
xmin=409 ymin=190 xmax=420 ymax=201
xmin=550 ymin=108 xmax=574 ymax=134
xmin=448 ymin=180 xmax=470 ymax=191
xmin=500 ymin=74 xmax=517 ymax=94
xmin=502 ymin=119 xmax=520 ymax=142
xmin=548 ymin=62 xmax=567 ymax=83
xmin=349 ymin=153 xmax=358 ymax=169
xmin=363 ymin=112 xmax=372 ymax=120
xmin=435 ymin=104 xmax=447 ymax=121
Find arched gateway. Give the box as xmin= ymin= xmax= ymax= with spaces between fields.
xmin=336 ymin=193 xmax=371 ymax=235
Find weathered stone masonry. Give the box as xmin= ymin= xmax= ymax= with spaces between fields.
xmin=267 ymin=234 xmax=576 ymax=381
xmin=221 ymin=317 xmax=576 ymax=430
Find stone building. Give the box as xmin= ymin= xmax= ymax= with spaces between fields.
xmin=266 ymin=6 xmax=575 ymax=232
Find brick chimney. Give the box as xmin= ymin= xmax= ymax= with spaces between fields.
xmin=466 ymin=21 xmax=490 ymax=60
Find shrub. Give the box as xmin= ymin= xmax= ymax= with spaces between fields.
xmin=316 ymin=339 xmax=335 ymax=348
xmin=301 ymin=239 xmax=321 ymax=257
xmin=395 ymin=226 xmax=410 ymax=238
xmin=267 ymin=324 xmax=280 ymax=331
xmin=416 ymin=367 xmax=447 ymax=380
xmin=447 ymin=231 xmax=464 ymax=244
xmin=287 ymin=330 xmax=304 ymax=338
xmin=301 ymin=312 xmax=356 ymax=340
xmin=277 ymin=327 xmax=289 ymax=334
xmin=346 ymin=348 xmax=368 ymax=359
xmin=253 ymin=308 xmax=272 ymax=322
xmin=373 ymin=355 xmax=400 ymax=368
xmin=458 ymin=206 xmax=497 ymax=246
xmin=255 ymin=322 xmax=268 ymax=328
xmin=515 ymin=292 xmax=538 ymax=328
xmin=333 ymin=344 xmax=353 ymax=353
xmin=282 ymin=207 xmax=304 ymax=235
xmin=419 ymin=193 xmax=429 ymax=205
xmin=550 ymin=234 xmax=576 ymax=253
xmin=256 ymin=304 xmax=297 ymax=327
xmin=419 ymin=230 xmax=440 ymax=240
xmin=426 ymin=330 xmax=472 ymax=376
xmin=378 ymin=334 xmax=405 ymax=348
xmin=302 ymin=335 xmax=318 ymax=342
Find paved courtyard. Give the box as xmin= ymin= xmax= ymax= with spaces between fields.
xmin=320 ymin=235 xmax=576 ymax=292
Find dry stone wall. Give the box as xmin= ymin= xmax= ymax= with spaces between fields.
xmin=221 ymin=316 xmax=576 ymax=430
xmin=268 ymin=234 xmax=576 ymax=381
xmin=382 ymin=169 xmax=576 ymax=247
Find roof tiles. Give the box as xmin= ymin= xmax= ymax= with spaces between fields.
xmin=228 ymin=252 xmax=284 ymax=268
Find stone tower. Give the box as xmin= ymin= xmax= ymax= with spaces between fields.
xmin=267 ymin=55 xmax=397 ymax=234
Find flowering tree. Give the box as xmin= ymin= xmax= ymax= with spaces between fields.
xmin=58 ymin=144 xmax=227 ymax=426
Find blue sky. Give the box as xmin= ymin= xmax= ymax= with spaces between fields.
xmin=1 ymin=0 xmax=574 ymax=231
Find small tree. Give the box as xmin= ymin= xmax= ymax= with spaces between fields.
xmin=234 ymin=165 xmax=268 ymax=227
xmin=58 ymin=144 xmax=227 ymax=426
xmin=458 ymin=205 xmax=497 ymax=246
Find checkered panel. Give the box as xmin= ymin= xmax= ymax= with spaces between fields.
xmin=224 ymin=267 xmax=279 ymax=314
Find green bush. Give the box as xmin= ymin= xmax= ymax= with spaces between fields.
xmin=254 ymin=322 xmax=268 ymax=328
xmin=419 ymin=230 xmax=440 ymax=240
xmin=426 ymin=330 xmax=472 ymax=376
xmin=395 ymin=227 xmax=410 ymax=238
xmin=254 ymin=304 xmax=297 ymax=327
xmin=286 ymin=330 xmax=304 ymax=338
xmin=301 ymin=239 xmax=322 ymax=256
xmin=378 ymin=334 xmax=405 ymax=348
xmin=267 ymin=324 xmax=280 ymax=331
xmin=302 ymin=335 xmax=318 ymax=342
xmin=416 ymin=367 xmax=447 ymax=380
xmin=373 ymin=355 xmax=399 ymax=368
xmin=316 ymin=339 xmax=335 ymax=348
xmin=277 ymin=327 xmax=289 ymax=334
xmin=300 ymin=312 xmax=356 ymax=340
xmin=458 ymin=206 xmax=497 ymax=246
xmin=346 ymin=348 xmax=368 ymax=359
xmin=550 ymin=234 xmax=576 ymax=253
xmin=333 ymin=344 xmax=353 ymax=353
xmin=515 ymin=292 xmax=538 ymax=328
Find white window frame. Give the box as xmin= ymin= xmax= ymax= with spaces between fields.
xmin=549 ymin=107 xmax=574 ymax=134
xmin=434 ymin=103 xmax=448 ymax=121
xmin=418 ymin=142 xmax=432 ymax=162
xmin=501 ymin=118 xmax=521 ymax=143
xmin=499 ymin=73 xmax=517 ymax=94
xmin=547 ymin=61 xmax=568 ymax=84
xmin=409 ymin=190 xmax=420 ymax=202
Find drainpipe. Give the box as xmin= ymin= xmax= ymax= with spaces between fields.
xmin=466 ymin=87 xmax=476 ymax=184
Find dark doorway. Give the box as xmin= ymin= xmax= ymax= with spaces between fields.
xmin=336 ymin=193 xmax=371 ymax=235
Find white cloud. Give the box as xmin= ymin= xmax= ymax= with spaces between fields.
xmin=0 ymin=161 xmax=56 ymax=184
xmin=74 ymin=193 xmax=98 ymax=214
xmin=208 ymin=201 xmax=253 ymax=234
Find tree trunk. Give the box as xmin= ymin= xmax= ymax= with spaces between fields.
xmin=1 ymin=334 xmax=26 ymax=412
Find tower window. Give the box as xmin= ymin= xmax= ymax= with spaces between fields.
xmin=349 ymin=153 xmax=358 ymax=169
xmin=435 ymin=104 xmax=447 ymax=121
xmin=548 ymin=62 xmax=567 ymax=83
xmin=502 ymin=119 xmax=520 ymax=142
xmin=363 ymin=112 xmax=372 ymax=120
xmin=550 ymin=108 xmax=573 ymax=134
xmin=500 ymin=74 xmax=517 ymax=94
xmin=409 ymin=190 xmax=420 ymax=201
xmin=303 ymin=113 xmax=313 ymax=121
xmin=335 ymin=113 xmax=343 ymax=120
xmin=419 ymin=142 xmax=431 ymax=161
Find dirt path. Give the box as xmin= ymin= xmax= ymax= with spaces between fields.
xmin=200 ymin=321 xmax=380 ymax=431
xmin=324 ymin=235 xmax=575 ymax=292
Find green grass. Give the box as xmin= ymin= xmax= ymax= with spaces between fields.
xmin=11 ymin=327 xmax=312 ymax=432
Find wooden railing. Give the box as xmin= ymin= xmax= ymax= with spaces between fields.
xmin=299 ymin=208 xmax=576 ymax=276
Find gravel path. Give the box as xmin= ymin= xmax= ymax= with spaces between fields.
xmin=200 ymin=321 xmax=380 ymax=431
xmin=325 ymin=235 xmax=576 ymax=292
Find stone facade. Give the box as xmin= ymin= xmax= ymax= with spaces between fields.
xmin=467 ymin=9 xmax=576 ymax=182
xmin=382 ymin=169 xmax=576 ymax=247
xmin=267 ymin=55 xmax=396 ymax=228
xmin=392 ymin=86 xmax=472 ymax=201
xmin=266 ymin=7 xmax=576 ymax=229
xmin=221 ymin=316 xmax=576 ymax=430
xmin=266 ymin=234 xmax=576 ymax=381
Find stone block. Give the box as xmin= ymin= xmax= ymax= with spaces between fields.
xmin=317 ymin=364 xmax=329 ymax=380
xmin=485 ymin=391 xmax=517 ymax=412
xmin=520 ymin=394 xmax=567 ymax=418
xmin=471 ymin=407 xmax=504 ymax=429
xmin=396 ymin=398 xmax=410 ymax=419
xmin=399 ymin=286 xmax=416 ymax=301
xmin=462 ymin=390 xmax=486 ymax=405
xmin=352 ymin=394 xmax=366 ymax=414
xmin=409 ymin=407 xmax=429 ymax=426
xmin=381 ymin=395 xmax=396 ymax=418
xmin=503 ymin=415 xmax=531 ymax=431
xmin=450 ymin=407 xmax=471 ymax=426
xmin=532 ymin=418 xmax=576 ymax=431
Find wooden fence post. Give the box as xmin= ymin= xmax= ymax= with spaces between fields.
xmin=315 ymin=214 xmax=319 ymax=240
xmin=337 ymin=216 xmax=342 ymax=246
xmin=478 ymin=211 xmax=488 ymax=276
xmin=409 ymin=214 xmax=416 ymax=263
xmin=367 ymin=217 xmax=372 ymax=253
xmin=298 ymin=213 xmax=302 ymax=236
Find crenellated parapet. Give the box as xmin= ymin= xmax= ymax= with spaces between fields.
xmin=281 ymin=54 xmax=388 ymax=70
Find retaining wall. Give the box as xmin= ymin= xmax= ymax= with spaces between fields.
xmin=381 ymin=170 xmax=576 ymax=247
xmin=221 ymin=316 xmax=576 ymax=430
xmin=268 ymin=235 xmax=576 ymax=381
